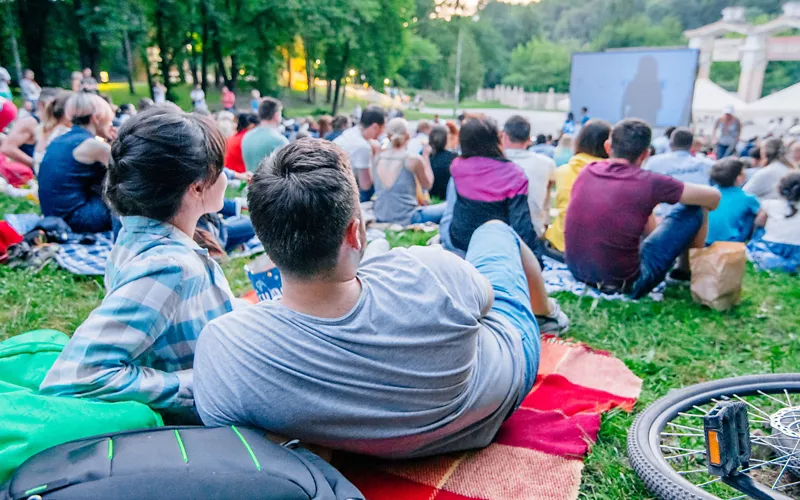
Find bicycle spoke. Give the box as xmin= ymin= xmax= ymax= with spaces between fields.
xmin=662 ymin=432 xmax=705 ymax=437
xmin=678 ymin=468 xmax=708 ymax=475
xmin=666 ymin=422 xmax=704 ymax=433
xmin=771 ymin=437 xmax=800 ymax=489
xmin=665 ymin=450 xmax=706 ymax=460
xmin=661 ymin=444 xmax=706 ymax=454
xmin=696 ymin=448 xmax=800 ymax=489
xmin=775 ymin=479 xmax=800 ymax=492
xmin=732 ymin=394 xmax=772 ymax=418
xmin=785 ymin=389 xmax=793 ymax=407
xmin=757 ymin=390 xmax=791 ymax=408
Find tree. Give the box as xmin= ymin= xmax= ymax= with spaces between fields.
xmin=397 ymin=33 xmax=442 ymax=89
xmin=502 ymin=37 xmax=572 ymax=93
xmin=593 ymin=14 xmax=685 ymax=50
xmin=442 ymin=28 xmax=484 ymax=101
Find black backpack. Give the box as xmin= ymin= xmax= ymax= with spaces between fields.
xmin=2 ymin=426 xmax=363 ymax=500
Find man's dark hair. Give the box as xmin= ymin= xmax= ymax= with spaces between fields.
xmin=664 ymin=126 xmax=677 ymax=138
xmin=710 ymin=157 xmax=745 ymax=188
xmin=575 ymin=119 xmax=611 ymax=158
xmin=258 ymin=97 xmax=282 ymax=121
xmin=332 ymin=115 xmax=349 ymax=131
xmin=247 ymin=139 xmax=357 ymax=278
xmin=670 ymin=127 xmax=694 ymax=151
xmin=359 ymin=106 xmax=385 ymax=128
xmin=535 ymin=134 xmax=547 ymax=145
xmin=610 ymin=118 xmax=652 ymax=163
xmin=503 ymin=115 xmax=531 ymax=144
xmin=429 ymin=125 xmax=448 ymax=155
xmin=546 ymin=134 xmax=553 ymax=142
xmin=581 ymin=107 xmax=588 ymax=113
xmin=106 ymin=107 xmax=225 ymax=221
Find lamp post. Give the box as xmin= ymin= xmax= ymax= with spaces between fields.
xmin=453 ymin=14 xmax=479 ymax=118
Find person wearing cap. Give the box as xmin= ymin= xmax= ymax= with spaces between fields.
xmin=712 ymin=106 xmax=741 ymax=159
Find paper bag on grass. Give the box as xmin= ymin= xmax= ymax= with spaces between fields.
xmin=689 ymin=242 xmax=746 ymax=311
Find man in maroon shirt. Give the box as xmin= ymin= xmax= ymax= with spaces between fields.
xmin=564 ymin=119 xmax=720 ymax=299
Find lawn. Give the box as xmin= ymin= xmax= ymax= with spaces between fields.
xmin=1 ymin=192 xmax=798 ymax=498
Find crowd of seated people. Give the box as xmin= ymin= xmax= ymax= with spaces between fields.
xmin=2 ymin=87 xmax=798 ymax=475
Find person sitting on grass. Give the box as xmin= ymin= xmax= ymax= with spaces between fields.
xmin=706 ymin=157 xmax=760 ymax=245
xmin=373 ymin=117 xmax=443 ymax=225
xmin=448 ymin=115 xmax=545 ymax=269
xmin=744 ymin=137 xmax=796 ymax=202
xmin=564 ymin=118 xmax=721 ymax=298
xmin=40 ymin=107 xmax=237 ymax=422
xmin=748 ymin=172 xmax=800 ymax=273
xmin=37 ymin=92 xmax=116 ymax=233
xmin=544 ymin=119 xmax=611 ymax=260
xmin=193 ymin=139 xmax=568 ymax=458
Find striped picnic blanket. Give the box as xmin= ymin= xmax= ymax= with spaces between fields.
xmin=334 ymin=337 xmax=642 ymax=500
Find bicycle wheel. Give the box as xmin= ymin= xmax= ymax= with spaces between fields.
xmin=628 ymin=373 xmax=800 ymax=499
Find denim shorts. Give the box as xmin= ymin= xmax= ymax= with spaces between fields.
xmin=465 ymin=222 xmax=540 ymax=403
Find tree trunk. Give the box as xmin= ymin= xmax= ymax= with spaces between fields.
xmin=326 ymin=79 xmax=332 ymax=104
xmin=200 ymin=0 xmax=209 ymax=91
xmin=5 ymin=2 xmax=22 ymax=83
xmin=18 ymin=0 xmax=50 ymax=82
xmin=154 ymin=1 xmax=173 ymax=100
xmin=213 ymin=36 xmax=229 ymax=87
xmin=230 ymin=54 xmax=238 ymax=91
xmin=305 ymin=56 xmax=313 ymax=104
xmin=142 ymin=48 xmax=154 ymax=99
xmin=123 ymin=30 xmax=135 ymax=95
xmin=286 ymin=51 xmax=292 ymax=90
xmin=331 ymin=42 xmax=350 ymax=115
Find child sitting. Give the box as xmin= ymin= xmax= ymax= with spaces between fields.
xmin=748 ymin=172 xmax=800 ymax=272
xmin=706 ymin=158 xmax=760 ymax=244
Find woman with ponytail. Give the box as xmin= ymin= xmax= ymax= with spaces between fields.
xmin=372 ymin=117 xmax=442 ymax=224
xmin=749 ymin=172 xmax=800 ymax=272
xmin=744 ymin=137 xmax=795 ymax=202
xmin=40 ymin=106 xmax=237 ymax=421
xmin=33 ymin=89 xmax=73 ymax=173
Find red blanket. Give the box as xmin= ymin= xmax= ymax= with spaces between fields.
xmin=335 ymin=337 xmax=642 ymax=500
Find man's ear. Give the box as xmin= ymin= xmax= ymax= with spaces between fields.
xmin=345 ymin=218 xmax=363 ymax=251
xmin=604 ymin=139 xmax=612 ymax=157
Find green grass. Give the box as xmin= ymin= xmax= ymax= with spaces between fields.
xmin=422 ymin=99 xmax=514 ymax=110
xmin=1 ymin=192 xmax=798 ymax=498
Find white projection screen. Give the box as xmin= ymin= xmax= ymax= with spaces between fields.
xmin=569 ymin=49 xmax=699 ymax=127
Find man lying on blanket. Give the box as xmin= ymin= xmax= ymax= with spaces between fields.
xmin=194 ymin=139 xmax=569 ymax=458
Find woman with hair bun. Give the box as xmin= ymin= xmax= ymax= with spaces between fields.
xmin=372 ymin=117 xmax=441 ymax=225
xmin=40 ymin=106 xmax=237 ymax=421
xmin=38 ymin=92 xmax=116 ymax=232
xmin=749 ymin=172 xmax=800 ymax=272
xmin=33 ymin=89 xmax=73 ymax=172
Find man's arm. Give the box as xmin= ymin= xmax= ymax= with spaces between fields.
xmin=679 ymin=183 xmax=721 ymax=210
xmin=0 ymin=117 xmax=36 ymax=167
xmin=40 ymin=262 xmax=192 ymax=409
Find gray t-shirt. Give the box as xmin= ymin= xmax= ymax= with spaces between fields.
xmin=194 ymin=246 xmax=525 ymax=459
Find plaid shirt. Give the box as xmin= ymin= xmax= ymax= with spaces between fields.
xmin=40 ymin=216 xmax=236 ymax=409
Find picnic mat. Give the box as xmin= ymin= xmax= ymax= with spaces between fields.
xmin=541 ymin=256 xmax=665 ymax=302
xmin=332 ymin=336 xmax=642 ymax=500
xmin=4 ymin=214 xmax=265 ymax=276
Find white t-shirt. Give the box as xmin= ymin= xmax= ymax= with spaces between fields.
xmin=407 ymin=133 xmax=428 ymax=156
xmin=504 ymin=148 xmax=557 ymax=237
xmin=763 ymin=199 xmax=800 ymax=245
xmin=334 ymin=126 xmax=372 ymax=170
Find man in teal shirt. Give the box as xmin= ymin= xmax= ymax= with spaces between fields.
xmin=241 ymin=97 xmax=289 ymax=172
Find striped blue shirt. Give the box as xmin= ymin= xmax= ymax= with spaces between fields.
xmin=40 ymin=216 xmax=236 ymax=409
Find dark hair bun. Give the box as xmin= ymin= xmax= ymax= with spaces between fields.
xmin=105 ymin=107 xmax=226 ymax=221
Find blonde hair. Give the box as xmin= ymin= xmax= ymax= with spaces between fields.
xmin=386 ymin=117 xmax=409 ymax=148
xmin=65 ymin=92 xmax=112 ymax=126
xmin=42 ymin=90 xmax=73 ymax=137
xmin=557 ymin=134 xmax=574 ymax=149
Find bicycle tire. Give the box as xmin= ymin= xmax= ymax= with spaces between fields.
xmin=627 ymin=373 xmax=800 ymax=500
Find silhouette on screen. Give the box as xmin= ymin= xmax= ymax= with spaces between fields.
xmin=620 ymin=56 xmax=662 ymax=125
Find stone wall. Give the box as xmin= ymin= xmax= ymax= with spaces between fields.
xmin=476 ymin=86 xmax=569 ymax=110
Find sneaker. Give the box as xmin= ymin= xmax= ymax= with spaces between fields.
xmin=666 ymin=268 xmax=691 ymax=285
xmin=536 ymin=298 xmax=569 ymax=336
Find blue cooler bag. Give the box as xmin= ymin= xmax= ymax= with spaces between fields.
xmin=1 ymin=426 xmax=363 ymax=500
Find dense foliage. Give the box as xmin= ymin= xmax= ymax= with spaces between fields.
xmin=0 ymin=0 xmax=796 ymax=102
